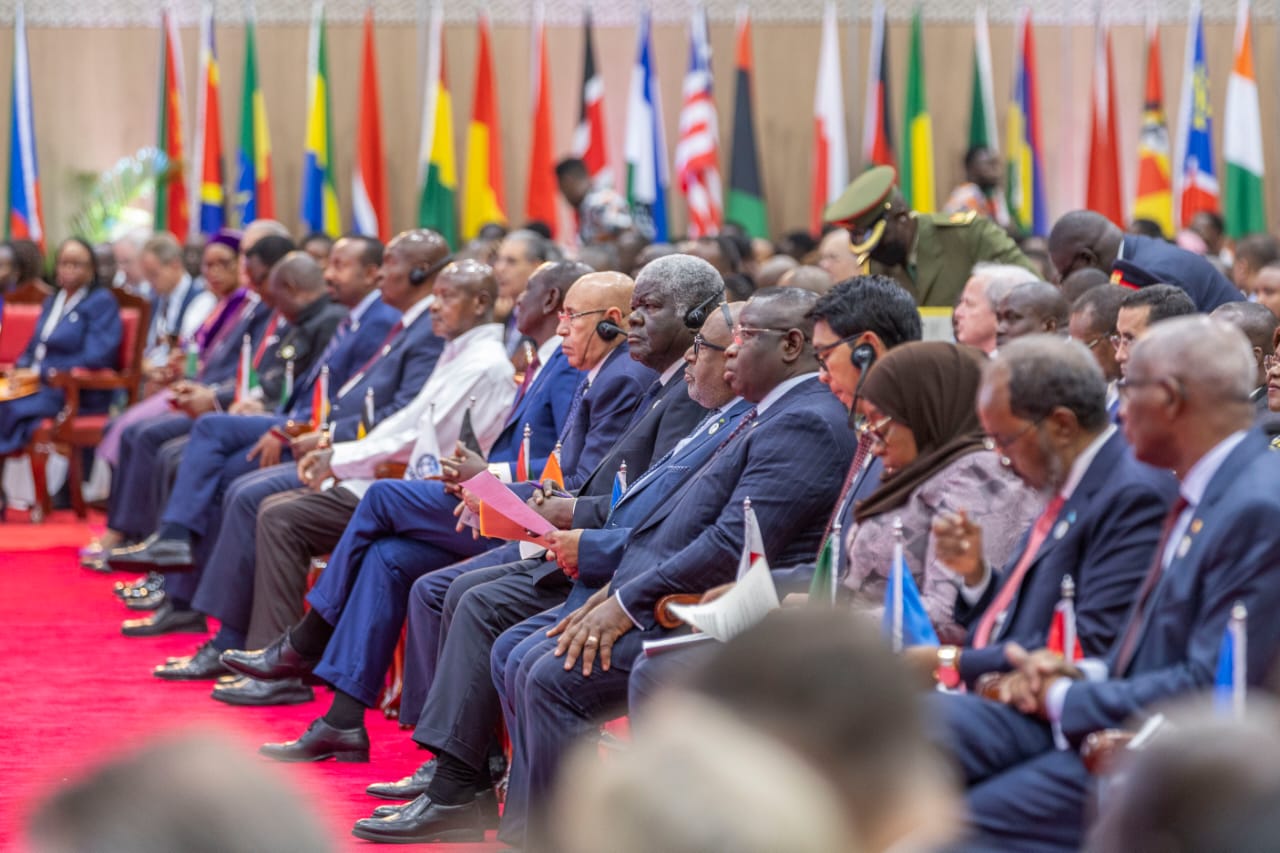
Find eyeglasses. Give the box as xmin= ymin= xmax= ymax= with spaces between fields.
xmin=983 ymin=418 xmax=1043 ymax=466
xmin=814 ymin=333 xmax=863 ymax=370
xmin=1265 ymin=354 xmax=1280 ymax=372
xmin=732 ymin=324 xmax=801 ymax=346
xmin=692 ymin=334 xmax=728 ymax=359
xmin=1108 ymin=332 xmax=1138 ymax=351
xmin=1115 ymin=375 xmax=1183 ymax=399
xmin=1082 ymin=335 xmax=1109 ymax=350
xmin=853 ymin=413 xmax=894 ymax=447
xmin=558 ymin=308 xmax=607 ymax=323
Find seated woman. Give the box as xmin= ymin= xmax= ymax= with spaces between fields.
xmin=0 ymin=237 xmax=122 ymax=456
xmin=840 ymin=341 xmax=1040 ymax=637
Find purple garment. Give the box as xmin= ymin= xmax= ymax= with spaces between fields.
xmin=194 ymin=288 xmax=249 ymax=353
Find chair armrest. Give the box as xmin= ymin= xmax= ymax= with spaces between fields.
xmin=1080 ymin=729 xmax=1134 ymax=776
xmin=61 ymin=367 xmax=136 ymax=391
xmin=654 ymin=593 xmax=702 ymax=630
xmin=375 ymin=462 xmax=408 ymax=480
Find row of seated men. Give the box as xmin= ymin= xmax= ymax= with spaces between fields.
xmin=72 ymin=209 xmax=1280 ymax=851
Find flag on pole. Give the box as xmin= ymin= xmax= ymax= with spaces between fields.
xmin=968 ymin=4 xmax=998 ymax=153
xmin=1086 ymin=16 xmax=1123 ymax=227
xmin=1223 ymin=0 xmax=1266 ymax=239
xmin=902 ymin=7 xmax=936 ymax=213
xmin=725 ymin=9 xmax=766 ymax=239
xmin=625 ymin=12 xmax=670 ymax=243
xmin=735 ymin=497 xmax=766 ymax=581
xmin=861 ymin=0 xmax=895 ymax=171
xmin=235 ymin=335 xmax=259 ymax=403
xmin=1174 ymin=1 xmax=1220 ymax=229
xmin=808 ymin=522 xmax=841 ymax=606
xmin=1214 ymin=602 xmax=1248 ymax=718
xmin=6 ymin=2 xmax=43 ymax=250
xmin=526 ymin=3 xmax=558 ymax=231
xmin=1007 ymin=7 xmax=1047 ymax=236
xmin=458 ymin=400 xmax=483 ymax=456
xmin=573 ymin=11 xmax=611 ymax=185
xmin=1046 ymin=575 xmax=1084 ymax=661
xmin=309 ymin=365 xmax=330 ymax=431
xmin=155 ymin=7 xmax=189 ymax=238
xmin=884 ymin=518 xmax=939 ymax=651
xmin=353 ymin=7 xmax=390 ymax=241
xmin=811 ymin=1 xmax=847 ymax=233
xmin=301 ymin=0 xmax=340 ymax=237
xmin=1133 ymin=15 xmax=1173 ymax=237
xmin=676 ymin=6 xmax=722 ymax=239
xmin=192 ymin=2 xmax=225 ymax=236
xmin=358 ymin=387 xmax=376 ymax=439
xmin=611 ymin=461 xmax=628 ymax=508
xmin=234 ymin=10 xmax=275 ymax=227
xmin=462 ymin=13 xmax=506 ymax=241
xmin=516 ymin=424 xmax=533 ymax=482
xmin=417 ymin=0 xmax=457 ymax=247
xmin=540 ymin=447 xmax=564 ymax=489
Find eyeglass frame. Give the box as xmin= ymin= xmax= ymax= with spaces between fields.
xmin=814 ymin=332 xmax=865 ymax=370
xmin=982 ymin=417 xmax=1044 ymax=466
xmin=557 ymin=307 xmax=608 ymax=323
xmin=731 ymin=324 xmax=807 ymax=346
xmin=692 ymin=333 xmax=729 ymax=359
xmin=853 ymin=413 xmax=895 ymax=447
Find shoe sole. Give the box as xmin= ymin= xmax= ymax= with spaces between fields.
xmin=210 ymin=687 xmax=315 ymax=707
xmin=350 ymin=826 xmax=484 ymax=844
xmin=259 ymin=748 xmax=369 ymax=763
xmin=153 ymin=668 xmax=229 ymax=681
xmin=121 ymin=622 xmax=208 ymax=638
xmin=366 ymin=785 xmax=429 ymax=801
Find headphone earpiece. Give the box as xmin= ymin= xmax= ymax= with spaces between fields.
xmin=409 ymin=267 xmax=429 ymax=286
xmin=850 ymin=343 xmax=876 ymax=371
xmin=596 ymin=320 xmax=626 ymax=342
xmin=684 ymin=288 xmax=727 ymax=330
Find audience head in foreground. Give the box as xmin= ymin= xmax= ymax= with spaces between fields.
xmin=1210 ymin=301 xmax=1279 ymax=400
xmin=1069 ymin=284 xmax=1128 ymax=383
xmin=995 ymin=280 xmax=1068 ymax=347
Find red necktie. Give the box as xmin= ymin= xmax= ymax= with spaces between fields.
xmin=348 ymin=321 xmax=404 ymax=381
xmin=823 ymin=436 xmax=872 ymax=543
xmin=972 ymin=494 xmax=1067 ymax=648
xmin=252 ymin=313 xmax=282 ymax=369
xmin=1110 ymin=496 xmax=1191 ymax=675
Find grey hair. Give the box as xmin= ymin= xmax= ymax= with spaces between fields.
xmin=635 ymin=253 xmax=725 ymax=319
xmin=988 ymin=334 xmax=1108 ymax=431
xmin=969 ymin=262 xmax=1041 ymax=308
xmin=507 ymin=229 xmax=563 ymax=264
xmin=1132 ymin=316 xmax=1256 ymax=402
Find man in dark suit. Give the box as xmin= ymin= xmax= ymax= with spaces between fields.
xmin=218 ymin=272 xmax=650 ymax=735
xmin=1047 ymin=210 xmax=1242 ymax=310
xmin=931 ymin=317 xmax=1280 ymax=851
xmin=490 ymin=288 xmax=857 ymax=847
xmin=903 ymin=335 xmax=1174 ymax=690
xmin=1210 ymin=300 xmax=1278 ymax=416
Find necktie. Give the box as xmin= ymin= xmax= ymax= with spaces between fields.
xmin=511 ymin=345 xmax=542 ymax=411
xmin=1110 ymin=496 xmax=1191 ymax=675
xmin=972 ymin=494 xmax=1068 ymax=649
xmin=823 ymin=436 xmax=873 ymax=543
xmin=557 ymin=379 xmax=591 ymax=445
xmin=253 ymin=313 xmax=282 ymax=369
xmin=298 ymin=315 xmax=355 ymax=391
xmin=714 ymin=406 xmax=758 ymax=452
xmin=627 ymin=379 xmax=664 ymax=427
xmin=346 ymin=320 xmax=403 ymax=383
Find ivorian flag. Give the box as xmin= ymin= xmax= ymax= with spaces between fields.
xmin=192 ymin=1 xmax=226 ymax=236
xmin=968 ymin=4 xmax=998 ymax=152
xmin=525 ymin=2 xmax=558 ymax=230
xmin=810 ymin=1 xmax=846 ymax=233
xmin=1086 ymin=17 xmax=1123 ymax=227
xmin=155 ymin=8 xmax=189 ymax=238
xmin=353 ymin=6 xmax=390 ymax=242
xmin=725 ymin=9 xmax=766 ymax=239
xmin=6 ymin=2 xmax=43 ymax=251
xmin=901 ymin=6 xmax=936 ymax=213
xmin=234 ymin=12 xmax=276 ymax=226
xmin=1224 ymin=0 xmax=1266 ymax=239
xmin=462 ymin=13 xmax=507 ymax=241
xmin=573 ymin=11 xmax=610 ymax=183
xmin=1133 ymin=15 xmax=1173 ymax=237
xmin=418 ymin=0 xmax=457 ymax=246
xmin=861 ymin=0 xmax=894 ymax=170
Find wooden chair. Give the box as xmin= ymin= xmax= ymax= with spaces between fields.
xmin=4 ymin=280 xmax=53 ymax=304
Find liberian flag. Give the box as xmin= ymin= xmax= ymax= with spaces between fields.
xmin=1223 ymin=0 xmax=1266 ymax=239
xmin=573 ymin=11 xmax=611 ymax=185
xmin=1173 ymin=1 xmax=1220 ymax=228
xmin=624 ymin=12 xmax=669 ymax=242
xmin=525 ymin=2 xmax=558 ymax=231
xmin=192 ymin=1 xmax=225 ymax=236
xmin=1086 ymin=15 xmax=1123 ymax=227
xmin=861 ymin=0 xmax=894 ymax=171
xmin=811 ymin=1 xmax=847 ymax=234
xmin=1133 ymin=14 xmax=1173 ymax=237
xmin=675 ymin=5 xmax=722 ymax=238
xmin=353 ymin=7 xmax=390 ymax=241
xmin=6 ymin=1 xmax=43 ymax=250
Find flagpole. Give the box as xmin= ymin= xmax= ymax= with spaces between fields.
xmin=891 ymin=516 xmax=904 ymax=654
xmin=1060 ymin=574 xmax=1076 ymax=663
xmin=829 ymin=519 xmax=841 ymax=604
xmin=1232 ymin=601 xmax=1247 ymax=720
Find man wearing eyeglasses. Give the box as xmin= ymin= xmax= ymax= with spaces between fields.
xmin=1067 ymin=284 xmax=1127 ymax=419
xmin=1210 ymin=300 xmax=1279 ymax=415
xmin=1112 ymin=285 xmax=1196 ymax=379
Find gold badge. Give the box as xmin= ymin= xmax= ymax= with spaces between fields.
xmin=1190 ymin=519 xmax=1204 ymax=534
xmin=279 ymin=344 xmax=296 ymax=361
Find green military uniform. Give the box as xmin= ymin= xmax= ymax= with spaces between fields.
xmin=825 ymin=166 xmax=1040 ymax=307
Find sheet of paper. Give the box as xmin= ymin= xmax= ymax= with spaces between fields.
xmin=642 ymin=632 xmax=717 ymax=657
xmin=461 ymin=471 xmax=556 ymax=538
xmin=666 ymin=556 xmax=780 ymax=642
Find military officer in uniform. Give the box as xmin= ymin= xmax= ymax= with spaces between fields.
xmin=825 ymin=166 xmax=1038 ymax=307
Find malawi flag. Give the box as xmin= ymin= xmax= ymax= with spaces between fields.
xmin=6 ymin=2 xmax=43 ymax=250
xmin=1223 ymin=0 xmax=1266 ymax=239
xmin=301 ymin=2 xmax=340 ymax=237
xmin=192 ymin=2 xmax=225 ymax=236
xmin=573 ymin=12 xmax=610 ymax=184
xmin=1133 ymin=15 xmax=1173 ymax=237
xmin=418 ymin=0 xmax=458 ymax=246
xmin=235 ymin=13 xmax=275 ymax=227
xmin=1086 ymin=17 xmax=1123 ymax=227
xmin=155 ymin=8 xmax=189 ymax=238
xmin=861 ymin=0 xmax=894 ymax=170
xmin=901 ymin=8 xmax=936 ymax=213
xmin=353 ymin=7 xmax=390 ymax=242
xmin=725 ymin=10 xmax=766 ymax=239
xmin=525 ymin=3 xmax=558 ymax=231
xmin=462 ymin=13 xmax=506 ymax=241
xmin=810 ymin=1 xmax=846 ymax=233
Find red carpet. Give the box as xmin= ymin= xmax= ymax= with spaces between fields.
xmin=0 ymin=513 xmax=506 ymax=851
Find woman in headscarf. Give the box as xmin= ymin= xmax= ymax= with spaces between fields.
xmin=842 ymin=341 xmax=1040 ymax=636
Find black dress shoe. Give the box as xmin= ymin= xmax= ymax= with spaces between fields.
xmin=107 ymin=534 xmax=195 ymax=571
xmin=220 ymin=634 xmax=319 ymax=680
xmin=259 ymin=718 xmax=369 ymax=763
xmin=366 ymin=758 xmax=438 ymax=800
xmin=351 ymin=793 xmax=484 ymax=843
xmin=154 ymin=641 xmax=229 ymax=680
xmin=368 ymin=787 xmax=498 ymax=827
xmin=210 ymin=675 xmax=314 ymax=706
xmin=121 ymin=600 xmax=208 ymax=637
xmin=124 ymin=589 xmax=166 ymax=611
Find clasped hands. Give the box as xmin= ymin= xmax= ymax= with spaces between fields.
xmin=982 ymin=643 xmax=1084 ymax=718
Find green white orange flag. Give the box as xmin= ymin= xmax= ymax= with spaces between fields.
xmin=1223 ymin=0 xmax=1266 ymax=238
xmin=417 ymin=0 xmax=458 ymax=246
xmin=1133 ymin=14 xmax=1173 ymax=237
xmin=462 ymin=13 xmax=506 ymax=240
xmin=902 ymin=7 xmax=935 ymax=213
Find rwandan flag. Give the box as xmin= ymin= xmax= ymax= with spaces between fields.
xmin=1006 ymin=7 xmax=1047 ymax=236
xmin=192 ymin=1 xmax=226 ymax=236
xmin=301 ymin=0 xmax=340 ymax=237
xmin=884 ymin=524 xmax=939 ymax=651
xmin=235 ymin=12 xmax=275 ymax=226
xmin=6 ymin=2 xmax=43 ymax=251
xmin=725 ymin=9 xmax=766 ymax=239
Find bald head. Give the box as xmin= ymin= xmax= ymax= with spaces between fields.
xmin=267 ymin=251 xmax=328 ymax=321
xmin=429 ymin=260 xmax=498 ymax=340
xmin=241 ymin=219 xmax=290 ymax=253
xmin=995 ymin=280 xmax=1069 ymax=346
xmin=557 ymin=272 xmax=636 ymax=370
xmin=1047 ymin=211 xmax=1124 ymax=280
xmin=756 ymin=254 xmax=798 ymax=289
xmin=779 ymin=265 xmax=834 ymax=295
xmin=391 ymin=228 xmax=451 ymax=272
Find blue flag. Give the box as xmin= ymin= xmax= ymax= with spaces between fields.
xmin=1174 ymin=2 xmax=1220 ymax=227
xmin=883 ymin=541 xmax=939 ymax=649
xmin=1214 ymin=603 xmax=1247 ymax=717
xmin=610 ymin=464 xmax=627 ymax=509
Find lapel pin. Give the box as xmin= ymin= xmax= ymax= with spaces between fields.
xmin=1190 ymin=518 xmax=1203 ymax=534
xmin=1053 ymin=520 xmax=1069 ymax=540
xmin=1177 ymin=535 xmax=1192 ymax=559
xmin=707 ymin=421 xmax=720 ymax=434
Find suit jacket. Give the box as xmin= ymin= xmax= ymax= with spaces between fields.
xmin=19 ymin=286 xmax=122 ymax=412
xmin=199 ymin=299 xmax=272 ymax=386
xmin=555 ymin=343 xmax=657 ymax=489
xmin=1121 ymin=234 xmax=1243 ymax=311
xmin=489 ymin=346 xmax=584 ymax=476
xmin=289 ymin=295 xmax=400 ymax=403
xmin=1059 ymin=430 xmax=1280 ymax=744
xmin=955 ymin=431 xmax=1177 ymax=685
xmin=612 ymin=378 xmax=858 ymax=631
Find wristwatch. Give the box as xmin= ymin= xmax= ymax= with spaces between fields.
xmin=935 ymin=645 xmax=962 ymax=689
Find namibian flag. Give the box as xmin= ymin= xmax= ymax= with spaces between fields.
xmin=1006 ymin=7 xmax=1047 ymax=236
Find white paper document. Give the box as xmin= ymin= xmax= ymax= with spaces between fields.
xmin=666 ymin=556 xmax=780 ymax=642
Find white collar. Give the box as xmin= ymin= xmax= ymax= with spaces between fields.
xmin=348 ymin=290 xmax=382 ymax=327
xmin=1058 ymin=424 xmax=1116 ymax=501
xmin=657 ymin=359 xmax=684 ymax=385
xmin=586 ymin=345 xmax=620 ymax=385
xmin=536 ymin=334 xmax=563 ymax=364
xmin=755 ymin=372 xmax=818 ymax=415
xmin=400 ymin=293 xmax=435 ymax=329
xmin=1179 ymin=430 xmax=1249 ymax=508
xmin=442 ymin=322 xmax=505 ymax=355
